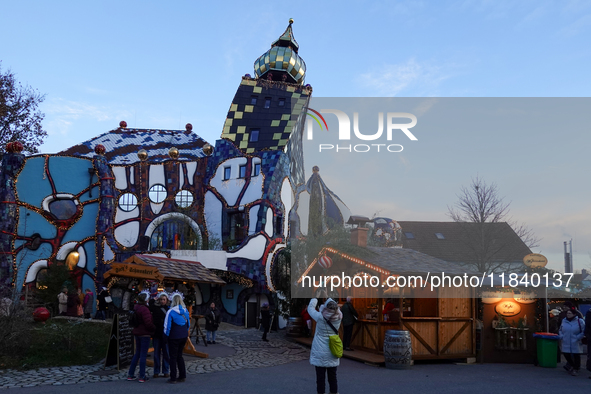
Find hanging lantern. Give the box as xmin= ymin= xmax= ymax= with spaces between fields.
xmin=318 ymin=255 xmax=332 ymax=269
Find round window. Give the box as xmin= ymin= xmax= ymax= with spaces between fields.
xmin=175 ymin=190 xmax=194 ymax=208
xmin=118 ymin=193 xmax=138 ymax=212
xmin=149 ymin=184 xmax=167 ymax=204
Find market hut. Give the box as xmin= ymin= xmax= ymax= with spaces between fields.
xmin=103 ymin=254 xmax=226 ymax=311
xmin=298 ymin=241 xmax=478 ymax=361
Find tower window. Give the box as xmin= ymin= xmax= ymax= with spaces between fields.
xmin=278 ymin=98 xmax=285 ymax=107
xmin=264 ymin=98 xmax=271 ymax=109
xmin=253 ymin=163 xmax=261 ymax=176
xmin=223 ymin=167 xmax=231 ymax=180
xmin=250 ymin=129 xmax=259 ymax=142
xmin=239 ymin=165 xmax=247 ymax=178
xmin=251 ymin=96 xmax=258 ymax=105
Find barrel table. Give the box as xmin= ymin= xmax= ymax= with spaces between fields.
xmin=384 ymin=330 xmax=412 ymax=369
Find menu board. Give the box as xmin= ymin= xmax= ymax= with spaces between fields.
xmin=105 ymin=313 xmax=134 ymax=369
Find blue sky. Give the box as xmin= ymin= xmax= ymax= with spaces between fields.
xmin=1 ymin=1 xmax=590 ymax=272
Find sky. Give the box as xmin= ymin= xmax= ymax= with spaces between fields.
xmin=1 ymin=0 xmax=590 ymax=272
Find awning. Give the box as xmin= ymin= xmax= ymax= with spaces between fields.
xmin=116 ymin=254 xmax=226 ymax=285
xmin=103 ymin=262 xmax=164 ymax=281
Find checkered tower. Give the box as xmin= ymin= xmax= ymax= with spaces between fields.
xmin=220 ymin=19 xmax=310 ymax=186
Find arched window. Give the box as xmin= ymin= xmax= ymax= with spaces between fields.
xmin=150 ymin=219 xmax=200 ymax=250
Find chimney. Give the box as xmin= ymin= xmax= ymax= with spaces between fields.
xmin=351 ymin=227 xmax=369 ymax=248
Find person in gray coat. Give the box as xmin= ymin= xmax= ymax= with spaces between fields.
xmin=308 ymin=296 xmax=342 ymax=394
xmin=341 ymin=296 xmax=358 ymax=351
xmin=559 ymin=309 xmax=586 ymax=375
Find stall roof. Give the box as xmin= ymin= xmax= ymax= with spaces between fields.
xmin=124 ymin=254 xmax=226 ymax=285
xmin=304 ymin=246 xmax=478 ymax=278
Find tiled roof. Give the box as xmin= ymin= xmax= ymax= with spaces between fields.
xmin=131 ymin=254 xmax=226 ymax=284
xmin=362 ymin=246 xmax=477 ymax=276
xmin=397 ymin=221 xmax=532 ymax=266
xmin=60 ymin=128 xmax=209 ymax=164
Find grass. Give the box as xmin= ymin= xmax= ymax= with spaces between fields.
xmin=1 ymin=319 xmax=110 ymax=370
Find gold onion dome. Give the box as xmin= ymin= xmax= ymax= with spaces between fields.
xmin=254 ymin=19 xmax=306 ymax=85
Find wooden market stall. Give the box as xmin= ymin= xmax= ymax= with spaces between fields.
xmin=299 ymin=245 xmax=477 ymax=361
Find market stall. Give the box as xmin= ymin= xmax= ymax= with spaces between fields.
xmin=299 ymin=246 xmax=477 ymax=361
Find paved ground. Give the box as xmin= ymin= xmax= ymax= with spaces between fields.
xmin=0 ymin=326 xmax=308 ymax=389
xmin=1 ymin=325 xmax=590 ymax=392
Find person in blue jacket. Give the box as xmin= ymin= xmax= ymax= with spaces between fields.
xmin=559 ymin=308 xmax=586 ymax=376
xmin=163 ymin=293 xmax=190 ymax=384
xmin=585 ymin=307 xmax=591 ymax=374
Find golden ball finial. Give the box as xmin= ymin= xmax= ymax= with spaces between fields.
xmin=289 ymin=18 xmax=294 ymax=24
xmin=137 ymin=149 xmax=148 ymax=161
xmin=202 ymin=143 xmax=214 ymax=156
xmin=168 ymin=147 xmax=180 ymax=160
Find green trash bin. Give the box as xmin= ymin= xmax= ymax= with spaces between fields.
xmin=533 ymin=333 xmax=559 ymax=368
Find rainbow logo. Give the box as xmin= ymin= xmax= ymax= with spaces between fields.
xmin=306 ymin=108 xmax=329 ymax=131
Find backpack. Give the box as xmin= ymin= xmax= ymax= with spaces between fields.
xmin=129 ymin=309 xmax=142 ymax=328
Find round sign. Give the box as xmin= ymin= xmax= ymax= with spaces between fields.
xmin=523 ymin=253 xmax=547 ymax=268
xmin=513 ymin=291 xmax=537 ymax=304
xmin=495 ymin=300 xmax=522 ymax=317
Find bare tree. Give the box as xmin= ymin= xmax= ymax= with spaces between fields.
xmin=448 ymin=176 xmax=540 ymax=273
xmin=0 ymin=63 xmax=47 ymax=154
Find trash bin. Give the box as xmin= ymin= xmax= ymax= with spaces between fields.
xmin=533 ymin=332 xmax=559 ymax=368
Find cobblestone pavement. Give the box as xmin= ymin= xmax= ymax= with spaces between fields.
xmin=0 ymin=328 xmax=309 ymax=389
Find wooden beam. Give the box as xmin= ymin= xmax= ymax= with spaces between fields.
xmin=440 ymin=321 xmax=471 ymax=354
xmin=403 ymin=321 xmax=436 ymax=355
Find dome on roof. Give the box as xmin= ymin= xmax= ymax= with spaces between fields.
xmin=254 ymin=19 xmax=306 ymax=85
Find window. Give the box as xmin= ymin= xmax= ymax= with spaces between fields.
xmin=253 ymin=163 xmax=261 ymax=176
xmin=249 ymin=129 xmax=259 ymax=142
xmin=404 ymin=232 xmax=415 ymax=239
xmin=223 ymin=167 xmax=231 ymax=180
xmin=48 ymin=199 xmax=78 ymax=220
xmin=150 ymin=219 xmax=199 ymax=250
xmin=435 ymin=232 xmax=445 ymax=240
xmin=118 ymin=193 xmax=138 ymax=212
xmin=275 ymin=215 xmax=282 ymax=235
xmin=251 ymin=96 xmax=258 ymax=105
xmin=148 ymin=185 xmax=167 ymax=203
xmin=278 ymin=98 xmax=285 ymax=107
xmin=175 ymin=190 xmax=194 ymax=208
xmin=264 ymin=98 xmax=271 ymax=109
xmin=239 ymin=165 xmax=247 ymax=178
xmin=223 ymin=211 xmax=247 ymax=245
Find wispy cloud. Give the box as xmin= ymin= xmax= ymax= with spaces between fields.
xmin=358 ymin=58 xmax=454 ymax=96
xmin=43 ymin=98 xmax=133 ymax=136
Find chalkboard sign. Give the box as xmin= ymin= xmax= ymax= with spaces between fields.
xmin=105 ymin=313 xmax=135 ymax=369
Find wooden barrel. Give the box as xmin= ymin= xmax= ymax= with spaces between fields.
xmin=383 ymin=330 xmax=412 ymax=369
xmin=286 ymin=317 xmax=303 ymax=337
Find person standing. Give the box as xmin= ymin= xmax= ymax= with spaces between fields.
xmin=96 ymin=287 xmax=109 ymax=320
xmin=205 ymin=302 xmax=221 ymax=344
xmin=57 ymin=288 xmax=68 ymax=315
xmin=66 ymin=288 xmax=81 ymax=317
xmin=308 ymin=295 xmax=342 ymax=394
xmin=260 ymin=303 xmax=271 ymax=342
xmin=150 ymin=292 xmax=170 ymax=378
xmin=341 ymin=296 xmax=358 ymax=351
xmin=127 ymin=292 xmax=155 ymax=383
xmin=559 ymin=308 xmax=586 ymax=376
xmin=585 ymin=307 xmax=591 ymax=375
xmin=163 ymin=293 xmax=190 ymax=384
xmin=301 ymin=306 xmax=312 ymax=337
xmin=548 ymin=309 xmax=561 ymax=363
xmin=83 ymin=288 xmax=94 ymax=319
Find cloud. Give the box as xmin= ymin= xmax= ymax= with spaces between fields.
xmin=358 ymin=58 xmax=453 ymax=96
xmin=43 ymin=98 xmax=133 ymax=136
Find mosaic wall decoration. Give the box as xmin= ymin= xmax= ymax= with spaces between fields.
xmin=370 ymin=217 xmax=403 ymax=248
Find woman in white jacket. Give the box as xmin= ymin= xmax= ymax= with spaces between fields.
xmin=308 ymin=296 xmax=342 ymax=394
xmin=559 ymin=309 xmax=586 ymax=376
